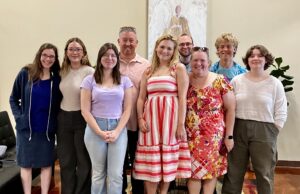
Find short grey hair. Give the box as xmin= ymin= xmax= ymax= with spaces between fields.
xmin=119 ymin=26 xmax=137 ymax=35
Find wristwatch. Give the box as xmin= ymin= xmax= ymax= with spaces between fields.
xmin=226 ymin=135 xmax=233 ymax=139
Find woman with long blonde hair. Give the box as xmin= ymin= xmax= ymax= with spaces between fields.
xmin=133 ymin=34 xmax=191 ymax=194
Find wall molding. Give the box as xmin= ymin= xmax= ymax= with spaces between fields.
xmin=276 ymin=160 xmax=300 ymax=174
xmin=277 ymin=160 xmax=300 ymax=167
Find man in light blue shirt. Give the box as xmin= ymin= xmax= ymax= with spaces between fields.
xmin=210 ymin=33 xmax=246 ymax=81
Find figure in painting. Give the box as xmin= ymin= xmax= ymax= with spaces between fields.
xmin=165 ymin=5 xmax=191 ymax=40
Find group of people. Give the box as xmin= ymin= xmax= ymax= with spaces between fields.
xmin=9 ymin=27 xmax=287 ymax=194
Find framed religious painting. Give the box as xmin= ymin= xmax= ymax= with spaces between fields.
xmin=148 ymin=0 xmax=207 ymax=58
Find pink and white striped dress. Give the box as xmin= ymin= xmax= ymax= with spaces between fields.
xmin=133 ymin=75 xmax=191 ymax=182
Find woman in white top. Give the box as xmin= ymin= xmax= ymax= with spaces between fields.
xmin=57 ymin=37 xmax=94 ymax=194
xmin=222 ymin=45 xmax=287 ymax=194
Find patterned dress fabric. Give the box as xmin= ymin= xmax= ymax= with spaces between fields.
xmin=185 ymin=75 xmax=232 ymax=179
xmin=133 ymin=75 xmax=191 ymax=182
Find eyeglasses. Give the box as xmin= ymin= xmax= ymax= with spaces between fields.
xmin=41 ymin=54 xmax=55 ymax=60
xmin=102 ymin=54 xmax=117 ymax=59
xmin=179 ymin=42 xmax=193 ymax=47
xmin=67 ymin=48 xmax=83 ymax=52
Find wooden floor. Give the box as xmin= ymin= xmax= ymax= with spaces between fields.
xmin=32 ymin=161 xmax=300 ymax=194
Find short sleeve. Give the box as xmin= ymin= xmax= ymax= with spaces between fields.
xmin=82 ymin=66 xmax=95 ymax=77
xmin=238 ymin=65 xmax=247 ymax=74
xmin=216 ymin=75 xmax=233 ymax=96
xmin=209 ymin=63 xmax=218 ymax=73
xmin=122 ymin=76 xmax=133 ymax=89
xmin=87 ymin=66 xmax=95 ymax=75
xmin=80 ymin=74 xmax=94 ymax=91
xmin=230 ymin=76 xmax=237 ymax=87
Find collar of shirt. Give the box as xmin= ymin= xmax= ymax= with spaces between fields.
xmin=119 ymin=53 xmax=143 ymax=65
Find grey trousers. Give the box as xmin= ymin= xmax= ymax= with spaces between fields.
xmin=222 ymin=119 xmax=278 ymax=194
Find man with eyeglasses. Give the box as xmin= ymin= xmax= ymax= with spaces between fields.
xmin=118 ymin=26 xmax=150 ymax=194
xmin=178 ymin=33 xmax=194 ymax=72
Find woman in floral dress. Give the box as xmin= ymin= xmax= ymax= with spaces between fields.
xmin=185 ymin=47 xmax=236 ymax=194
xmin=133 ymin=34 xmax=191 ymax=194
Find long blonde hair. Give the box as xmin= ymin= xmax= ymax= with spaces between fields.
xmin=60 ymin=37 xmax=91 ymax=77
xmin=149 ymin=34 xmax=179 ymax=76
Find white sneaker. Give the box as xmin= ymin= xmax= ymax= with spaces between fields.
xmin=0 ymin=145 xmax=7 ymax=158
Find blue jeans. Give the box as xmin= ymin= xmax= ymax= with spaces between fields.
xmin=84 ymin=117 xmax=128 ymax=194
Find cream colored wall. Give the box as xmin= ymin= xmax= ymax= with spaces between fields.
xmin=207 ymin=0 xmax=300 ymax=160
xmin=1 ymin=0 xmax=299 ymax=160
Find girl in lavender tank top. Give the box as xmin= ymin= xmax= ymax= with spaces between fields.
xmin=80 ymin=43 xmax=133 ymax=194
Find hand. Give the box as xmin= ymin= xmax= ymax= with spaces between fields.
xmin=176 ymin=125 xmax=186 ymax=141
xmin=138 ymin=118 xmax=149 ymax=133
xmin=106 ymin=130 xmax=120 ymax=143
xmin=275 ymin=124 xmax=281 ymax=131
xmin=97 ymin=130 xmax=110 ymax=141
xmin=224 ymin=138 xmax=234 ymax=152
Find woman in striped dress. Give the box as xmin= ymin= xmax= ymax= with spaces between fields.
xmin=133 ymin=34 xmax=191 ymax=194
